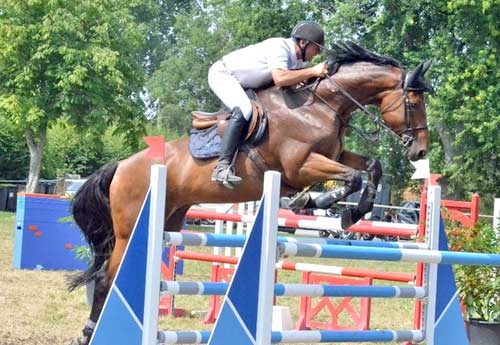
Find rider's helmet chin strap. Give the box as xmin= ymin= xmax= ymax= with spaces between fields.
xmin=299 ymin=40 xmax=324 ymax=62
xmin=301 ymin=40 xmax=310 ymax=61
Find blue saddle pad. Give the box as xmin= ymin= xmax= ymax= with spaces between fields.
xmin=189 ymin=126 xmax=221 ymax=159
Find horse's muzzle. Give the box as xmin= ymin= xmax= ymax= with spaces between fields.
xmin=404 ymin=142 xmax=428 ymax=162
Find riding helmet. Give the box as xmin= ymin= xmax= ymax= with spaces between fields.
xmin=291 ymin=21 xmax=325 ymax=46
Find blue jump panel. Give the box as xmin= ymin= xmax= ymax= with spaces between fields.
xmin=12 ymin=193 xmax=88 ymax=270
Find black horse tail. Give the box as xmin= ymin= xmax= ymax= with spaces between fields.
xmin=68 ymin=162 xmax=119 ymax=291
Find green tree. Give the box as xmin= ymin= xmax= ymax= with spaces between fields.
xmin=43 ymin=119 xmax=137 ymax=178
xmin=326 ymin=0 xmax=500 ymax=208
xmin=147 ymin=0 xmax=318 ymax=134
xmin=147 ymin=0 xmax=500 ymax=209
xmin=147 ymin=7 xmax=223 ymax=134
xmin=132 ymin=0 xmax=193 ymax=76
xmin=428 ymin=1 xmax=500 ymax=208
xmin=0 ymin=0 xmax=149 ymax=192
xmin=0 ymin=116 xmax=29 ymax=179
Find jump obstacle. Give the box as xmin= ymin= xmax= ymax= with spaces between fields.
xmin=89 ymin=165 xmax=500 ymax=344
xmin=13 ymin=193 xmax=89 ymax=270
xmin=163 ymin=230 xmax=417 ymax=328
xmin=157 ymin=178 xmax=479 ymax=331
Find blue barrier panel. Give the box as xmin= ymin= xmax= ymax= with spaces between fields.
xmin=12 ymin=194 xmax=88 ymax=270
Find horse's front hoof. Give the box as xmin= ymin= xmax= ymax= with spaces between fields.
xmin=341 ymin=208 xmax=364 ymax=229
xmin=341 ymin=208 xmax=354 ymax=230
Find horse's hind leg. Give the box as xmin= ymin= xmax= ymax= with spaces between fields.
xmin=165 ymin=205 xmax=190 ymax=232
xmin=74 ymin=239 xmax=127 ymax=345
xmin=76 ymin=270 xmax=110 ymax=344
xmin=77 ymin=205 xmax=190 ymax=344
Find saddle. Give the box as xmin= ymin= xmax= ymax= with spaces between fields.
xmin=191 ymin=100 xmax=266 ymax=143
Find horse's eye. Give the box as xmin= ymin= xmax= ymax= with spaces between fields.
xmin=409 ymin=102 xmax=424 ymax=110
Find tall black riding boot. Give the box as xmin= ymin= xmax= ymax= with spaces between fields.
xmin=211 ymin=107 xmax=248 ymax=189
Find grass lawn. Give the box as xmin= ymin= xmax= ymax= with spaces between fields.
xmin=0 ymin=211 xmax=418 ymax=345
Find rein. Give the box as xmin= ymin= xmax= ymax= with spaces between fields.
xmin=311 ymin=72 xmax=427 ymax=148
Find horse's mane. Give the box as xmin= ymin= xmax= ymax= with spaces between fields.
xmin=325 ymin=41 xmax=401 ymax=75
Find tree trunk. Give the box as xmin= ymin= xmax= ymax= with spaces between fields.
xmin=25 ymin=127 xmax=47 ymax=193
xmin=434 ymin=123 xmax=456 ymax=198
xmin=434 ymin=123 xmax=455 ymax=165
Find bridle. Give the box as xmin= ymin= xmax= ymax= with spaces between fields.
xmin=397 ymin=72 xmax=430 ymax=147
xmin=311 ymin=70 xmax=428 ymax=149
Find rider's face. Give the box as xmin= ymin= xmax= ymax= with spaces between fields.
xmin=304 ymin=43 xmax=321 ymax=62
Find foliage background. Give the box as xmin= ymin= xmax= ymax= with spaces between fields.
xmin=447 ymin=221 xmax=500 ymax=322
xmin=1 ymin=0 xmax=499 ymax=210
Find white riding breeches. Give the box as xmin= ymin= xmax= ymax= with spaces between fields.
xmin=208 ymin=61 xmax=253 ymax=120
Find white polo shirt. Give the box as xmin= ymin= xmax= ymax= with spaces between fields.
xmin=221 ymin=37 xmax=303 ymax=89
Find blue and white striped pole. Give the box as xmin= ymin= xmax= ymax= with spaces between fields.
xmin=160 ymin=281 xmax=427 ymax=299
xmin=164 ymin=232 xmax=428 ymax=250
xmin=276 ymin=241 xmax=500 ymax=265
xmin=159 ymin=329 xmax=425 ymax=344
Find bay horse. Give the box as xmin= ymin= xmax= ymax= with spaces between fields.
xmin=70 ymin=42 xmax=432 ymax=344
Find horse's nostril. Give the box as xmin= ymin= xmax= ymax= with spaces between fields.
xmin=418 ymin=150 xmax=427 ymax=159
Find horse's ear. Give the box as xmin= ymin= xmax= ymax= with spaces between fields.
xmin=404 ymin=62 xmax=423 ymax=89
xmin=421 ymin=59 xmax=433 ymax=75
xmin=405 ymin=59 xmax=433 ymax=92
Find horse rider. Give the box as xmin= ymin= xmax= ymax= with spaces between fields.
xmin=208 ymin=20 xmax=329 ymax=189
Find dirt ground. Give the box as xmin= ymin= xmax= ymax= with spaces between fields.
xmin=0 ymin=212 xmax=88 ymax=345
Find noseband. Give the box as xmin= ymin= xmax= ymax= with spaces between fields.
xmin=314 ymin=72 xmax=428 ymax=148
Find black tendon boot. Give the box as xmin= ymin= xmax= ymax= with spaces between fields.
xmin=211 ymin=107 xmax=248 ymax=189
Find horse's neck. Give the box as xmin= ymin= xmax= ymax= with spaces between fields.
xmin=258 ymin=86 xmax=335 ymax=126
xmin=328 ymin=64 xmax=401 ymax=110
xmin=256 ymin=65 xmax=400 ymax=120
